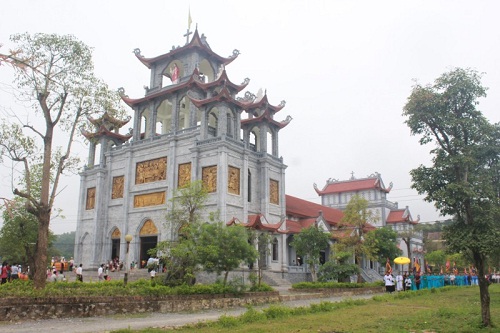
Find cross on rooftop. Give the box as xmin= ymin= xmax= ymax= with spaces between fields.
xmin=184 ymin=28 xmax=192 ymax=45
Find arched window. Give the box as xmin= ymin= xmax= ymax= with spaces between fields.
xmin=157 ymin=99 xmax=173 ymax=135
xmin=178 ymin=97 xmax=190 ymax=130
xmin=272 ymin=237 xmax=279 ymax=261
xmin=208 ymin=111 xmax=218 ymax=137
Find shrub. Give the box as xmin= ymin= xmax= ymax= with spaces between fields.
xmin=0 ymin=279 xmax=274 ymax=298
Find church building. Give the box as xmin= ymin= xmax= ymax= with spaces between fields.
xmin=74 ymin=28 xmax=293 ymax=272
xmin=74 ymin=27 xmax=423 ymax=283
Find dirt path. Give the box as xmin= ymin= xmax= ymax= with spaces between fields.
xmin=0 ymin=293 xmax=382 ymax=333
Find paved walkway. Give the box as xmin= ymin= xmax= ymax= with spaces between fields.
xmin=0 ymin=288 xmax=383 ymax=333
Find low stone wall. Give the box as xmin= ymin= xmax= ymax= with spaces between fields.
xmin=0 ymin=291 xmax=280 ymax=322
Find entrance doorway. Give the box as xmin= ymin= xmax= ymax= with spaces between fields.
xmin=140 ymin=236 xmax=158 ymax=267
xmin=110 ymin=228 xmax=121 ymax=261
xmin=139 ymin=219 xmax=159 ymax=268
xmin=111 ymin=239 xmax=120 ymax=260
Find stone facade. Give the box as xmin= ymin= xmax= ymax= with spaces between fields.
xmin=74 ymin=29 xmax=291 ymax=271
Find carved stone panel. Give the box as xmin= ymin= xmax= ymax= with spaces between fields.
xmin=202 ymin=165 xmax=217 ymax=193
xmin=133 ymin=192 xmax=166 ymax=208
xmin=270 ymin=179 xmax=279 ymax=205
xmin=140 ymin=220 xmax=158 ymax=236
xmin=135 ymin=157 xmax=167 ymax=184
xmin=178 ymin=162 xmax=191 ymax=188
xmin=228 ymin=166 xmax=240 ymax=195
xmin=86 ymin=187 xmax=96 ymax=210
xmin=111 ymin=176 xmax=124 ymax=199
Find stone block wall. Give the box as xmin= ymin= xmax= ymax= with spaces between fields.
xmin=0 ymin=292 xmax=280 ymax=322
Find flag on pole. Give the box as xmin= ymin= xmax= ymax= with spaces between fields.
xmin=188 ymin=8 xmax=192 ymax=29
xmin=385 ymin=257 xmax=392 ymax=275
xmin=415 ymin=259 xmax=421 ymax=274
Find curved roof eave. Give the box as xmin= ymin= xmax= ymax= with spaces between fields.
xmin=246 ymin=94 xmax=286 ymax=114
xmin=201 ymin=69 xmax=249 ymax=93
xmin=120 ymin=70 xmax=208 ymax=107
xmin=241 ymin=111 xmax=291 ymax=129
xmin=135 ymin=30 xmax=238 ymax=69
xmin=189 ymin=86 xmax=246 ymax=109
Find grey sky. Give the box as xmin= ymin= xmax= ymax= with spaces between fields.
xmin=1 ymin=0 xmax=499 ymax=234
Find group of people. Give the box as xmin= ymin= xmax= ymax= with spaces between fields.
xmin=0 ymin=261 xmax=29 ymax=284
xmin=384 ymin=270 xmax=498 ymax=292
xmin=384 ymin=271 xmax=415 ymax=292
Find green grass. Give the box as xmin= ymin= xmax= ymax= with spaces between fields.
xmin=112 ymin=284 xmax=500 ymax=333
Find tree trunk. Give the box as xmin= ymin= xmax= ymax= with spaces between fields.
xmin=310 ymin=263 xmax=317 ymax=282
xmin=405 ymin=239 xmax=412 ymax=271
xmin=357 ymin=261 xmax=363 ymax=283
xmin=33 ymin=211 xmax=50 ymax=289
xmin=474 ymin=253 xmax=491 ymax=327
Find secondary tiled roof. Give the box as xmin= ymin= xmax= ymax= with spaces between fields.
xmin=316 ymin=177 xmax=389 ymax=195
xmin=226 ymin=214 xmax=284 ymax=233
xmin=285 ymin=194 xmax=343 ymax=226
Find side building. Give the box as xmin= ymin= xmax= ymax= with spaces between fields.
xmin=314 ymin=172 xmax=424 ymax=275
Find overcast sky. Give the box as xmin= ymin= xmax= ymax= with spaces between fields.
xmin=1 ymin=0 xmax=500 ymax=234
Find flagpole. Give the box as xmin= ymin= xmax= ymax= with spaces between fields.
xmin=184 ymin=8 xmax=193 ymax=44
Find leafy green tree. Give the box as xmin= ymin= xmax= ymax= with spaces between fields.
xmin=52 ymin=231 xmax=75 ymax=260
xmin=155 ymin=223 xmax=200 ymax=286
xmin=335 ymin=195 xmax=378 ymax=282
xmin=152 ymin=181 xmax=208 ymax=286
xmin=318 ymin=251 xmax=359 ymax=282
xmin=247 ymin=230 xmax=271 ymax=287
xmin=396 ymin=228 xmax=419 ymax=269
xmin=197 ymin=221 xmax=257 ymax=286
xmin=425 ymin=250 xmax=447 ymax=272
xmin=364 ymin=226 xmax=401 ymax=264
xmin=0 ymin=33 xmax=123 ymax=288
xmin=291 ymin=225 xmax=330 ymax=282
xmin=1 ymin=199 xmax=39 ymax=271
xmin=403 ymin=67 xmax=500 ymax=327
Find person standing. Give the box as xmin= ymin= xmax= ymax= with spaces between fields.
xmin=396 ymin=272 xmax=403 ymax=292
xmin=405 ymin=275 xmax=412 ymax=291
xmin=450 ymin=272 xmax=456 ymax=285
xmin=98 ymin=264 xmax=104 ymax=281
xmin=384 ymin=272 xmax=394 ymax=293
xmin=415 ymin=273 xmax=421 ymax=290
xmin=10 ymin=263 xmax=19 ymax=281
xmin=76 ymin=264 xmax=83 ymax=282
xmin=1 ymin=262 xmax=9 ymax=284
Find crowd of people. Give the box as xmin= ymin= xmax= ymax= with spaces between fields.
xmin=384 ymin=268 xmax=500 ymax=292
xmin=0 ymin=261 xmax=29 ymax=283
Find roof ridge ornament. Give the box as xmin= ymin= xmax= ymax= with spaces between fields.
xmin=133 ymin=48 xmax=142 ymax=57
xmin=236 ymin=91 xmax=256 ymax=103
xmin=229 ymin=49 xmax=240 ymax=58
